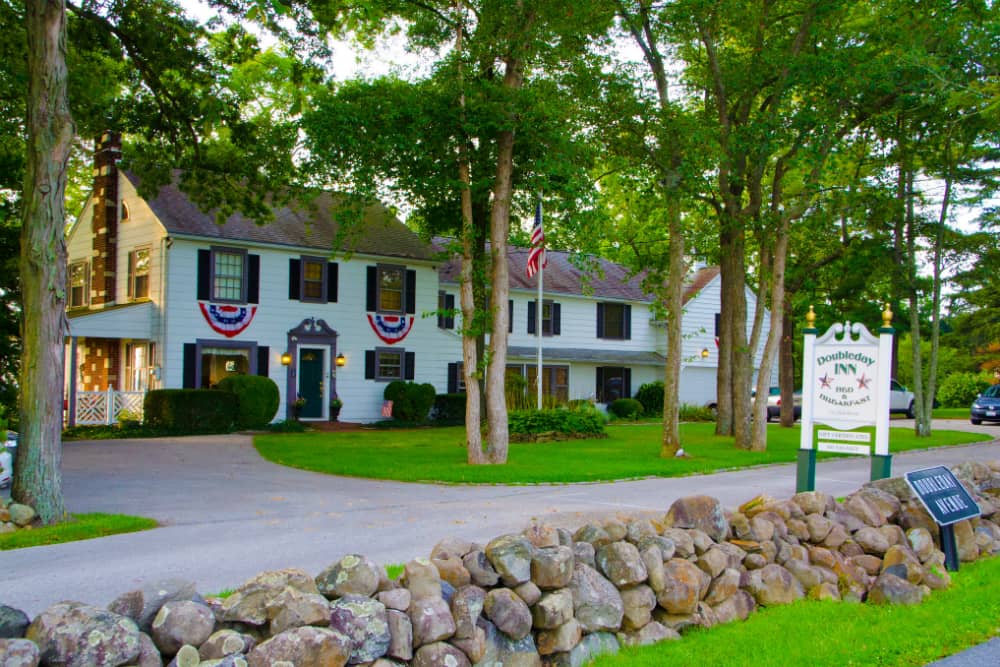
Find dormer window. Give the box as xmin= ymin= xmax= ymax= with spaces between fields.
xmin=68 ymin=261 xmax=89 ymax=308
xmin=127 ymin=247 xmax=150 ymax=300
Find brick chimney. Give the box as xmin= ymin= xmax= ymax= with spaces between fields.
xmin=91 ymin=131 xmax=121 ymax=307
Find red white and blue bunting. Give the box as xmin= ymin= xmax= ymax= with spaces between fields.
xmin=368 ymin=314 xmax=414 ymax=344
xmin=199 ymin=303 xmax=257 ymax=338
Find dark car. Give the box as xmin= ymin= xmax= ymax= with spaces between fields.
xmin=971 ymin=384 xmax=1000 ymax=425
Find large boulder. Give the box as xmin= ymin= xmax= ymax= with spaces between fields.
xmin=0 ymin=605 xmax=30 ymax=639
xmin=199 ymin=629 xmax=256 ymax=660
xmin=385 ymin=609 xmax=413 ymax=662
xmin=531 ymin=590 xmax=574 ymax=630
xmin=463 ymin=550 xmax=501 ymax=588
xmin=655 ymin=559 xmax=703 ymax=615
xmin=868 ymin=572 xmax=925 ymax=606
xmin=328 ymin=595 xmax=390 ymax=664
xmin=316 ymin=555 xmax=382 ymax=599
xmin=530 ymin=546 xmax=575 ymax=590
xmin=150 ymin=600 xmax=215 ymax=656
xmin=402 ymin=559 xmax=443 ymax=601
xmin=536 ymin=618 xmax=582 ymax=656
xmin=412 ymin=641 xmax=471 ymax=667
xmin=477 ymin=619 xmax=541 ymax=667
xmin=26 ymin=601 xmax=141 ymax=667
xmin=483 ymin=589 xmax=532 ymax=641
xmin=107 ymin=579 xmax=202 ymax=633
xmin=246 ymin=626 xmax=351 ymax=667
xmin=220 ymin=569 xmax=320 ymax=625
xmin=744 ymin=564 xmax=805 ymax=606
xmin=711 ymin=590 xmax=756 ymax=624
xmin=567 ymin=564 xmax=623 ymax=633
xmin=450 ymin=586 xmax=486 ymax=639
xmin=595 ymin=542 xmax=647 ymax=588
xmin=664 ymin=496 xmax=729 ymax=542
xmin=485 ymin=535 xmax=535 ymax=587
xmin=267 ymin=588 xmax=331 ymax=635
xmin=408 ymin=596 xmax=455 ymax=647
xmin=544 ymin=631 xmax=618 ymax=667
xmin=619 ymin=585 xmax=656 ymax=631
xmin=0 ymin=638 xmax=41 ymax=667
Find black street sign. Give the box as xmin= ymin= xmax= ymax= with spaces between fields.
xmin=904 ymin=466 xmax=981 ymax=526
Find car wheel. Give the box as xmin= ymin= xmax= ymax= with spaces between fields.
xmin=906 ymin=401 xmax=915 ymax=419
xmin=766 ymin=410 xmax=774 ymax=422
xmin=971 ymin=418 xmax=982 ymax=425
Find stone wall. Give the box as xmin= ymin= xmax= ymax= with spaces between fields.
xmin=1 ymin=460 xmax=998 ymax=667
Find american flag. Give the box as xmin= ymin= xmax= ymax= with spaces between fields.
xmin=526 ymin=200 xmax=547 ymax=278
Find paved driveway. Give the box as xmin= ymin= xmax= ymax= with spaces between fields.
xmin=2 ymin=420 xmax=998 ymax=617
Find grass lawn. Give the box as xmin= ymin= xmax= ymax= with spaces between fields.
xmin=254 ymin=423 xmax=989 ymax=484
xmin=0 ymin=513 xmax=158 ymax=550
xmin=932 ymin=407 xmax=972 ymax=420
xmin=592 ymin=555 xmax=1000 ymax=667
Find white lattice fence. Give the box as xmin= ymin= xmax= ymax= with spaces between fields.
xmin=74 ymin=390 xmax=145 ymax=425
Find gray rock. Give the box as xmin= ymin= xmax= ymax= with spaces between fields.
xmin=476 ymin=619 xmax=541 ymax=667
xmin=523 ymin=522 xmax=561 ymax=549
xmin=386 ymin=609 xmax=413 ymax=662
xmin=433 ymin=555 xmax=472 ymax=589
xmin=543 ymin=631 xmax=618 ymax=667
xmin=329 ymin=594 xmax=390 ymax=664
xmin=531 ymin=590 xmax=574 ymax=630
xmin=696 ymin=547 xmax=729 ymax=578
xmin=656 ymin=558 xmax=703 ymax=615
xmin=0 ymin=605 xmax=30 ymax=639
xmin=431 ymin=536 xmax=475 ymax=561
xmin=451 ymin=625 xmax=487 ymax=663
xmin=854 ymin=526 xmax=891 ymax=555
xmin=868 ymin=572 xmax=925 ymax=605
xmin=530 ymin=546 xmax=574 ymax=590
xmin=806 ymin=514 xmax=834 ymax=543
xmin=485 ymin=535 xmax=535 ymax=587
xmin=378 ymin=588 xmax=412 ymax=612
xmin=568 ymin=564 xmax=623 ymax=633
xmin=745 ymin=564 xmax=805 ymax=606
xmin=463 ymin=550 xmax=501 ymax=588
xmin=0 ymin=638 xmax=41 ymax=667
xmin=409 ymin=596 xmax=455 ymax=647
xmin=166 ymin=643 xmax=199 ymax=667
xmin=7 ymin=504 xmax=35 ymax=527
xmin=619 ymin=585 xmax=656 ymax=631
xmin=711 ymin=590 xmax=756 ymax=624
xmin=636 ymin=535 xmax=676 ymax=560
xmin=572 ymin=524 xmax=612 ymax=548
xmin=26 ymin=601 xmax=141 ymax=667
xmin=641 ymin=546 xmax=666 ymax=593
xmin=412 ymin=641 xmax=471 ymax=667
xmin=618 ymin=620 xmax=680 ymax=647
xmin=151 ymin=600 xmax=215 ymax=656
xmin=660 ymin=529 xmax=695 ymax=559
xmin=536 ymin=618 xmax=581 ymax=656
xmin=595 ymin=542 xmax=647 ymax=588
xmin=791 ymin=490 xmax=833 ymax=516
xmin=571 ymin=542 xmax=596 ymax=570
xmin=403 ymin=559 xmax=443 ymax=601
xmin=316 ymin=554 xmax=382 ymax=599
xmin=134 ymin=632 xmax=162 ymax=667
xmin=625 ymin=520 xmax=657 ymax=545
xmin=664 ymin=495 xmax=729 ymax=542
xmin=484 ymin=589 xmax=532 ymax=641
xmin=783 ymin=559 xmax=823 ymax=590
xmin=514 ymin=582 xmax=541 ymax=608
xmin=108 ymin=579 xmax=202 ymax=633
xmin=246 ymin=626 xmax=351 ymax=667
xmin=704 ymin=568 xmax=741 ymax=606
xmin=451 ymin=585 xmax=486 ymax=640
xmin=844 ymin=494 xmax=885 ymax=528
xmin=603 ymin=520 xmax=628 ymax=542
xmin=221 ymin=569 xmax=320 ymax=625
xmin=199 ymin=629 xmax=255 ymax=660
xmin=267 ymin=588 xmax=331 ymax=635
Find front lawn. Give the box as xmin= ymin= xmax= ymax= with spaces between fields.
xmin=254 ymin=423 xmax=988 ymax=484
xmin=0 ymin=513 xmax=158 ymax=550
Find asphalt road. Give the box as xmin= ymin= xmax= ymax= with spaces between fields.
xmin=2 ymin=420 xmax=998 ymax=632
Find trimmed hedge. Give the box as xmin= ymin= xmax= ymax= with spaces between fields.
xmin=609 ymin=397 xmax=643 ymax=420
xmin=384 ymin=381 xmax=437 ymax=423
xmin=143 ymin=389 xmax=237 ymax=433
xmin=216 ymin=375 xmax=280 ymax=429
xmin=508 ymin=405 xmax=607 ymax=441
xmin=635 ymin=381 xmax=664 ymax=417
xmin=432 ymin=393 xmax=466 ymax=424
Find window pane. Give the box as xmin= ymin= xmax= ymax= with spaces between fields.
xmin=131 ymin=249 xmax=150 ymax=299
xmin=213 ymin=251 xmax=244 ymax=301
xmin=200 ymin=347 xmax=250 ymax=388
xmin=69 ymin=263 xmax=88 ymax=307
xmin=377 ymin=351 xmax=402 ymax=379
xmin=542 ymin=302 xmax=553 ymax=335
xmin=303 ymin=259 xmax=324 ymax=300
xmin=379 ymin=267 xmax=403 ymax=312
xmin=603 ymin=303 xmax=625 ymax=338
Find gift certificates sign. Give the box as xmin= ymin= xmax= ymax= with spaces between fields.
xmin=811 ymin=322 xmax=880 ymax=429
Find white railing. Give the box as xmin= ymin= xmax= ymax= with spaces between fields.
xmin=74 ymin=389 xmax=145 ymax=425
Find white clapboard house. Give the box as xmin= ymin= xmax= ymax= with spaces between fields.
xmin=64 ymin=134 xmax=773 ymax=424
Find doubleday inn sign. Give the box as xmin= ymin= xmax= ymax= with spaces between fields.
xmin=797 ymin=305 xmax=896 ymax=492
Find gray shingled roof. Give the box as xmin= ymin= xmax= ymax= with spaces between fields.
xmin=129 ymin=172 xmax=434 ymax=261
xmin=435 ymin=237 xmax=720 ymax=304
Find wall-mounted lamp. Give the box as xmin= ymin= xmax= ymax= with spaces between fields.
xmin=281 ymin=352 xmax=293 ymax=366
xmin=336 ymin=353 xmax=347 ymax=367
xmin=701 ymin=348 xmax=710 ymax=359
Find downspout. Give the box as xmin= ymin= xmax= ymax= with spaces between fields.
xmin=158 ymin=235 xmax=171 ymax=388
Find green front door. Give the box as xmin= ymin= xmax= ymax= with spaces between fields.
xmin=298 ymin=348 xmax=325 ymax=419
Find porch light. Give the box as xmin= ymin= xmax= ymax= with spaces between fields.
xmin=281 ymin=352 xmax=293 ymax=366
xmin=336 ymin=353 xmax=347 ymax=367
xmin=701 ymin=348 xmax=710 ymax=359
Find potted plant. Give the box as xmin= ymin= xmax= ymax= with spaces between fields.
xmin=330 ymin=397 xmax=343 ymax=421
xmin=292 ymin=395 xmax=307 ymax=420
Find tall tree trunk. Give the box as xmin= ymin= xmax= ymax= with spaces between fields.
xmin=779 ymin=297 xmax=796 ymax=427
xmin=715 ymin=223 xmax=736 ymax=435
xmin=14 ymin=0 xmax=74 ymax=524
xmin=660 ymin=196 xmax=685 ymax=457
xmin=727 ymin=225 xmax=752 ymax=449
xmin=484 ymin=54 xmax=524 ymax=464
xmin=455 ymin=6 xmax=484 ymax=463
xmin=924 ymin=144 xmax=952 ymax=435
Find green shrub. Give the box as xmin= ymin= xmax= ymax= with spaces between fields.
xmin=506 ymin=374 xmax=532 ymax=411
xmin=215 ymin=375 xmax=280 ymax=429
xmin=508 ymin=405 xmax=607 ymax=440
xmin=432 ymin=393 xmax=466 ymax=424
xmin=937 ymin=372 xmax=996 ymax=408
xmin=267 ymin=419 xmax=308 ymax=433
xmin=678 ymin=403 xmax=717 ymax=422
xmin=144 ymin=389 xmax=237 ymax=432
xmin=608 ymin=398 xmax=643 ymax=420
xmin=384 ymin=381 xmax=437 ymax=423
xmin=635 ymin=381 xmax=664 ymax=416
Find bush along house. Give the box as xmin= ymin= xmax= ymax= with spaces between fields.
xmin=64 ymin=134 xmax=773 ymax=425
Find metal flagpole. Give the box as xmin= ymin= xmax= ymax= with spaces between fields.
xmin=537 ymin=253 xmax=543 ymax=410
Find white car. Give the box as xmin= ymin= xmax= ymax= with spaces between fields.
xmin=890 ymin=380 xmax=915 ymax=418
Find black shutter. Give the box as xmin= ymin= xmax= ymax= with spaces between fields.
xmin=624 ymin=304 xmax=632 ymax=340
xmin=597 ymin=303 xmax=605 ymax=338
xmin=366 ymin=266 xmax=377 ymax=311
xmin=288 ymin=259 xmax=301 ymax=300
xmin=257 ymin=346 xmax=269 ymax=377
xmin=445 ymin=293 xmax=455 ymax=329
xmin=365 ymin=350 xmax=376 ymax=379
xmin=197 ymin=250 xmax=210 ymax=300
xmin=527 ymin=300 xmax=537 ymax=334
xmin=508 ymin=299 xmax=513 ymax=333
xmin=405 ymin=270 xmax=417 ymax=314
xmin=448 ymin=362 xmax=459 ymax=393
xmin=596 ymin=367 xmax=605 ymax=403
xmin=183 ymin=343 xmax=197 ymax=388
xmin=247 ymin=255 xmax=260 ymax=304
xmin=624 ymin=368 xmax=632 ymax=398
xmin=327 ymin=262 xmax=338 ymax=302
xmin=553 ymin=303 xmax=561 ymax=335
xmin=715 ymin=312 xmax=721 ymax=337
xmin=404 ymin=351 xmax=415 ymax=380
